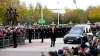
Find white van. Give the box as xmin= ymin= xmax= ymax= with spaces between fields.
xmin=63 ymin=24 xmax=93 ymax=44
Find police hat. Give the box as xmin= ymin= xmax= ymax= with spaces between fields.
xmin=51 ymin=22 xmax=56 ymax=26
xmin=68 ymin=21 xmax=73 ymax=24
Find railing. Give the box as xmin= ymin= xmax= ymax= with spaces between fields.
xmin=0 ymin=34 xmax=25 ymax=48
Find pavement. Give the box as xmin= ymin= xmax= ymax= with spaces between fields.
xmin=0 ymin=38 xmax=79 ymax=56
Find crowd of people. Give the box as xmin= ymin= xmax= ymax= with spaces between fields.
xmin=91 ymin=24 xmax=100 ymax=36
xmin=48 ymin=38 xmax=100 ymax=56
xmin=26 ymin=25 xmax=72 ymax=39
xmin=0 ymin=25 xmax=72 ymax=48
xmin=25 ymin=24 xmax=100 ymax=39
xmin=0 ymin=24 xmax=72 ymax=48
xmin=0 ymin=26 xmax=24 ymax=48
xmin=0 ymin=24 xmax=100 ymax=49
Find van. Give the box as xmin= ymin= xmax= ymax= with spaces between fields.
xmin=63 ymin=24 xmax=93 ymax=44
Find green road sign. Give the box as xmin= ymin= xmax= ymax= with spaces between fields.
xmin=38 ymin=19 xmax=45 ymax=24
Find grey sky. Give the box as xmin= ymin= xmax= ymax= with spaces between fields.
xmin=20 ymin=0 xmax=100 ymax=13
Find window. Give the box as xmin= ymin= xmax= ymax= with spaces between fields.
xmin=69 ymin=26 xmax=84 ymax=34
xmin=85 ymin=28 xmax=88 ymax=33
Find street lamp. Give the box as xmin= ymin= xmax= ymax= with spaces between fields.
xmin=57 ymin=2 xmax=60 ymax=25
xmin=40 ymin=1 xmax=43 ymax=20
xmin=73 ymin=0 xmax=77 ymax=9
xmin=41 ymin=6 xmax=43 ymax=20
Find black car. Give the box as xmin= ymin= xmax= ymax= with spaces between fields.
xmin=63 ymin=24 xmax=93 ymax=44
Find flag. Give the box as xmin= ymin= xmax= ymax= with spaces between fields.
xmin=73 ymin=0 xmax=76 ymax=4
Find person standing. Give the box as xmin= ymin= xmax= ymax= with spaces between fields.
xmin=47 ymin=26 xmax=52 ymax=38
xmin=50 ymin=23 xmax=56 ymax=47
xmin=40 ymin=26 xmax=44 ymax=43
xmin=12 ymin=29 xmax=17 ymax=48
xmin=29 ymin=27 xmax=32 ymax=43
xmin=35 ymin=27 xmax=38 ymax=39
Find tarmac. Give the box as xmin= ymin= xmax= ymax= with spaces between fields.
xmin=0 ymin=38 xmax=79 ymax=56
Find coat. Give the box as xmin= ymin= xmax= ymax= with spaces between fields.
xmin=29 ymin=29 xmax=32 ymax=38
xmin=51 ymin=28 xmax=56 ymax=41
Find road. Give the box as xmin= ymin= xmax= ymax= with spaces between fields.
xmin=0 ymin=38 xmax=79 ymax=56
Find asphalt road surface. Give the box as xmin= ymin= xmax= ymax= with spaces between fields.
xmin=0 ymin=38 xmax=79 ymax=56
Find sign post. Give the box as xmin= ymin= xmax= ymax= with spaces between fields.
xmin=38 ymin=19 xmax=45 ymax=25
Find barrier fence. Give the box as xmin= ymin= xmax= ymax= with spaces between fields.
xmin=0 ymin=34 xmax=25 ymax=48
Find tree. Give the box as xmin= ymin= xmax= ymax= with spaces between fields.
xmin=17 ymin=2 xmax=29 ymax=24
xmin=34 ymin=2 xmax=42 ymax=14
xmin=43 ymin=5 xmax=54 ymax=24
xmin=85 ymin=6 xmax=95 ymax=23
xmin=28 ymin=4 xmax=34 ymax=23
xmin=88 ymin=6 xmax=100 ymax=22
xmin=33 ymin=2 xmax=42 ymax=23
xmin=64 ymin=9 xmax=85 ymax=24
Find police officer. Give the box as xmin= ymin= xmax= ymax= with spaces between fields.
xmin=35 ymin=27 xmax=39 ymax=39
xmin=50 ymin=22 xmax=56 ymax=47
xmin=60 ymin=26 xmax=63 ymax=37
xmin=32 ymin=26 xmax=35 ymax=39
xmin=40 ymin=26 xmax=44 ymax=43
xmin=12 ymin=28 xmax=17 ymax=48
xmin=29 ymin=27 xmax=32 ymax=43
xmin=62 ymin=26 xmax=66 ymax=36
xmin=91 ymin=25 xmax=96 ymax=36
xmin=56 ymin=26 xmax=60 ymax=38
xmin=67 ymin=26 xmax=71 ymax=33
xmin=43 ymin=27 xmax=47 ymax=38
xmin=47 ymin=26 xmax=52 ymax=38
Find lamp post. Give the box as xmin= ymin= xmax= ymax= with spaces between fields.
xmin=73 ymin=0 xmax=77 ymax=9
xmin=41 ymin=5 xmax=43 ymax=20
xmin=40 ymin=1 xmax=44 ymax=20
xmin=57 ymin=2 xmax=60 ymax=25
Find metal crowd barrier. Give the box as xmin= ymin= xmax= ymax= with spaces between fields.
xmin=0 ymin=37 xmax=4 ymax=48
xmin=25 ymin=32 xmax=40 ymax=39
xmin=17 ymin=35 xmax=25 ymax=45
xmin=4 ymin=36 xmax=10 ymax=47
xmin=0 ymin=35 xmax=25 ymax=48
xmin=25 ymin=32 xmax=29 ymax=39
xmin=9 ymin=37 xmax=13 ymax=46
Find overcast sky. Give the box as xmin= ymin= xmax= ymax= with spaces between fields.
xmin=20 ymin=0 xmax=100 ymax=13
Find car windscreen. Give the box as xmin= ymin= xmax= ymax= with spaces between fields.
xmin=69 ymin=26 xmax=85 ymax=34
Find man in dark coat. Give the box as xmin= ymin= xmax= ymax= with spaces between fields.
xmin=51 ymin=24 xmax=56 ymax=47
xmin=35 ymin=28 xmax=39 ymax=39
xmin=47 ymin=26 xmax=52 ymax=38
xmin=29 ymin=27 xmax=32 ymax=43
xmin=91 ymin=25 xmax=96 ymax=36
xmin=12 ymin=29 xmax=17 ymax=48
xmin=40 ymin=26 xmax=44 ymax=43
